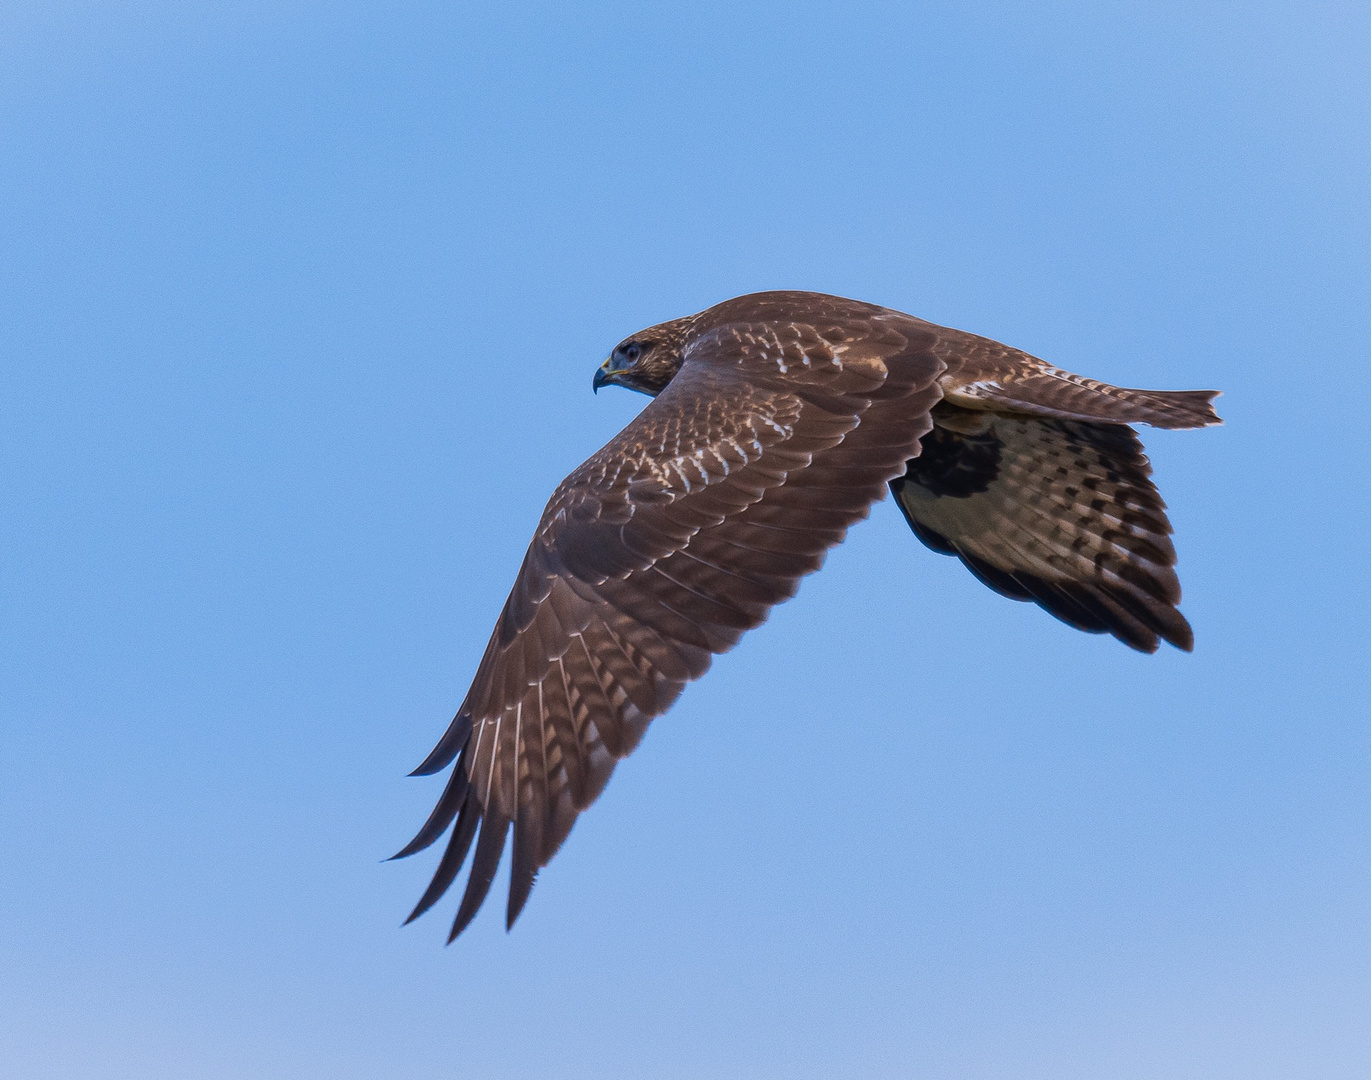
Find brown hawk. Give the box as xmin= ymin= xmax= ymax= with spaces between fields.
xmin=393 ymin=291 xmax=1221 ymax=940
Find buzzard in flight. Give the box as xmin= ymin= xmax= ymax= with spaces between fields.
xmin=394 ymin=291 xmax=1220 ymax=940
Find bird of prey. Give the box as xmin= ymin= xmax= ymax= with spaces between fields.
xmin=393 ymin=290 xmax=1220 ymax=941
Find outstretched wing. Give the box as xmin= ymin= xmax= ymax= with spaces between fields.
xmin=890 ymin=401 xmax=1196 ymax=653
xmin=930 ymin=326 xmax=1221 ymax=430
xmin=397 ymin=306 xmax=945 ymax=940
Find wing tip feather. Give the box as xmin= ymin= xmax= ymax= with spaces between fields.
xmin=446 ymin=811 xmax=511 ymax=943
xmin=410 ymin=713 xmax=473 ymax=776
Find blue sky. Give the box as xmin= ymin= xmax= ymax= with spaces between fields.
xmin=2 ymin=2 xmax=1368 ymax=1077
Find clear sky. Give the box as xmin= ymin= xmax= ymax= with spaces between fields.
xmin=2 ymin=3 xmax=1368 ymax=1078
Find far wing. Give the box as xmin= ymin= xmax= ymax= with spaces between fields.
xmin=397 ymin=308 xmax=944 ymax=940
xmin=890 ymin=401 xmax=1194 ymax=653
xmin=930 ymin=326 xmax=1221 ymax=430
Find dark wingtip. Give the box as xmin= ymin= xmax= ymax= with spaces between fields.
xmin=403 ymin=896 xmax=435 ymax=927
xmin=388 ymin=818 xmax=452 ymax=862
xmin=390 ymin=756 xmax=472 ymax=861
xmin=446 ymin=812 xmax=510 ymax=943
xmin=387 ymin=838 xmax=430 ymax=862
xmin=402 ymin=800 xmax=481 ymax=929
xmin=409 ymin=713 xmax=473 ymax=776
xmin=1139 ymin=389 xmax=1225 ymax=429
xmin=505 ymin=868 xmax=537 ymax=931
xmin=1192 ymin=389 xmax=1224 ymax=428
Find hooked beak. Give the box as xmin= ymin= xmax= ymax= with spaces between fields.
xmin=593 ymin=355 xmax=624 ymax=394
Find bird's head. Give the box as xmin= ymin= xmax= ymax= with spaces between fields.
xmin=593 ymin=319 xmax=691 ymax=397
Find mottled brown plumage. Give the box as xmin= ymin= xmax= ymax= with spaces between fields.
xmin=395 ymin=291 xmax=1220 ymax=940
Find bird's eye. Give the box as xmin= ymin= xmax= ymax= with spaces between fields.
xmin=623 ymin=343 xmax=642 ymax=362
